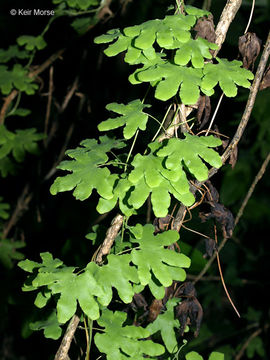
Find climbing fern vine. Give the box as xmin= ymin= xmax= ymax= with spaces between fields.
xmin=0 ymin=0 xmax=258 ymax=358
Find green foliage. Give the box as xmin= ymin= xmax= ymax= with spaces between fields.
xmin=94 ymin=11 xmax=210 ymax=59
xmin=95 ymin=11 xmax=253 ymax=105
xmin=137 ymin=62 xmax=204 ymax=104
xmin=50 ymin=136 xmax=125 ymax=201
xmin=57 ymin=133 xmax=222 ymax=217
xmin=158 ymin=133 xmax=222 ymax=181
xmin=0 ymin=125 xmax=43 ymax=162
xmin=52 ymin=0 xmax=99 ymax=10
xmin=71 ymin=16 xmax=96 ymax=35
xmin=201 ymin=58 xmax=254 ymax=97
xmin=95 ymin=308 xmax=165 ymax=360
xmin=146 ymin=298 xmax=181 ymax=353
xmin=29 ymin=311 xmax=62 ymax=340
xmin=186 ymin=351 xmax=224 ymax=360
xmin=18 ymin=223 xmax=192 ymax=325
xmin=246 ymin=336 xmax=265 ymax=358
xmin=0 ymin=197 xmax=10 ymax=219
xmin=0 ymin=238 xmax=25 ymax=269
xmin=130 ymin=224 xmax=190 ymax=292
xmin=11 ymin=2 xmax=265 ymax=359
xmin=174 ymin=38 xmax=218 ymax=68
xmin=0 ymin=45 xmax=29 ymax=63
xmin=17 ymin=35 xmax=47 ymax=51
xmin=186 ymin=351 xmax=203 ymax=360
xmin=95 ymin=254 xmax=139 ymax=305
xmin=19 ymin=253 xmax=104 ymax=324
xmin=0 ymin=64 xmax=38 ymax=95
xmin=96 ymin=176 xmax=135 ymax=216
xmin=6 ymin=108 xmax=31 ymax=118
xmin=98 ymin=100 xmax=151 ymax=139
xmin=128 ymin=141 xmax=195 ymax=216
xmin=0 ymin=157 xmax=16 ymax=177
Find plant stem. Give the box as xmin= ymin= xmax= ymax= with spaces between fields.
xmin=54 ymin=315 xmax=80 ymax=360
xmin=124 ymin=129 xmax=138 ymax=172
xmin=85 ymin=318 xmax=93 ymax=360
xmin=235 ymin=152 xmax=270 ymax=226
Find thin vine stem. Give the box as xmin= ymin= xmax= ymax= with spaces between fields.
xmin=124 ymin=129 xmax=139 ymax=172
xmin=205 ymin=93 xmax=224 ymax=136
xmin=244 ymin=0 xmax=256 ymax=34
xmin=235 ymin=151 xmax=270 ymax=226
xmin=151 ymin=104 xmax=172 ymax=142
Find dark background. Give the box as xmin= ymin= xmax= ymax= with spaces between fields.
xmin=0 ymin=0 xmax=269 ymax=359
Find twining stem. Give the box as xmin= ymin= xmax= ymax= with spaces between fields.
xmin=235 ymin=152 xmax=270 ymax=226
xmin=84 ymin=317 xmax=90 ymax=360
xmin=205 ymin=93 xmax=224 ymax=136
xmin=85 ymin=318 xmax=93 ymax=360
xmin=95 ymin=214 xmax=124 ymax=263
xmin=124 ymin=129 xmax=139 ymax=172
xmin=222 ymin=30 xmax=270 ymax=163
xmin=151 ymin=104 xmax=172 ymax=142
xmin=54 ymin=315 xmax=80 ymax=360
xmin=244 ymin=0 xmax=256 ymax=34
xmin=214 ymin=225 xmax=241 ymax=318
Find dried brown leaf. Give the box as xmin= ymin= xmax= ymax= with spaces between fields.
xmin=229 ymin=145 xmax=238 ymax=169
xmin=238 ymin=32 xmax=261 ymax=70
xmin=204 ymin=237 xmax=217 ymax=258
xmin=205 ymin=180 xmax=219 ymax=203
xmin=148 ymin=299 xmax=163 ymax=322
xmin=153 ymin=215 xmax=171 ymax=233
xmin=259 ymin=65 xmax=270 ymax=90
xmin=197 ymin=95 xmax=211 ymax=129
xmin=175 ymin=282 xmax=203 ymax=337
xmin=194 ymin=14 xmax=216 ymax=44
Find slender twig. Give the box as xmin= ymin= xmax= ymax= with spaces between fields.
xmin=213 ymin=0 xmax=242 ymax=57
xmin=44 ymin=66 xmax=54 ymax=147
xmin=43 ymin=122 xmax=75 ymax=181
xmin=206 ymin=30 xmax=270 ymax=181
xmin=244 ymin=0 xmax=256 ymax=34
xmin=172 ymin=205 xmax=187 ymax=232
xmin=235 ymin=152 xmax=270 ymax=226
xmin=29 ymin=49 xmax=65 ymax=79
xmin=215 ymin=240 xmax=241 ymax=317
xmin=0 ymin=90 xmax=18 ymax=125
xmin=95 ymin=214 xmax=124 ymax=263
xmin=54 ymin=315 xmax=80 ymax=360
xmin=2 ymin=185 xmax=32 ymax=239
xmin=235 ymin=327 xmax=263 ymax=360
xmin=60 ymin=76 xmax=79 ymax=113
xmin=151 ymin=104 xmax=172 ymax=142
xmin=124 ymin=129 xmax=138 ymax=172
xmin=0 ymin=49 xmax=65 ymax=124
xmin=205 ymin=93 xmax=224 ymax=136
xmin=222 ymin=31 xmax=270 ymax=163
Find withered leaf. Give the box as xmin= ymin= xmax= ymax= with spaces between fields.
xmin=131 ymin=293 xmax=148 ymax=312
xmin=259 ymin=65 xmax=270 ymax=91
xmin=238 ymin=32 xmax=261 ymax=70
xmin=229 ymin=145 xmax=238 ymax=169
xmin=153 ymin=215 xmax=172 ymax=233
xmin=197 ymin=95 xmax=211 ymax=129
xmin=175 ymin=282 xmax=203 ymax=337
xmin=148 ymin=299 xmax=163 ymax=322
xmin=201 ymin=182 xmax=234 ymax=238
xmin=204 ymin=237 xmax=217 ymax=258
xmin=174 ymin=281 xmax=197 ymax=298
xmin=194 ymin=14 xmax=216 ymax=44
xmin=200 ymin=202 xmax=235 ymax=238
xmin=205 ymin=180 xmax=219 ymax=203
